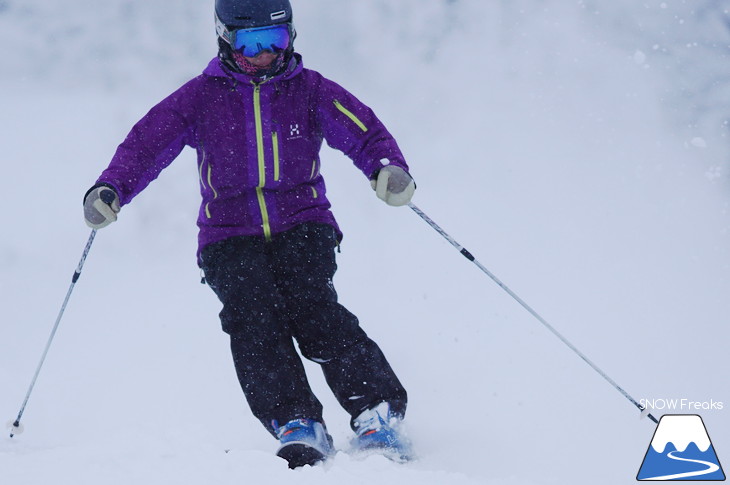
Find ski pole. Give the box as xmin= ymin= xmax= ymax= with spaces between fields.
xmin=407 ymin=202 xmax=659 ymax=424
xmin=8 ymin=228 xmax=98 ymax=438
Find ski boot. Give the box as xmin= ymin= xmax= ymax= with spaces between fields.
xmin=351 ymin=402 xmax=413 ymax=462
xmin=274 ymin=418 xmax=333 ymax=468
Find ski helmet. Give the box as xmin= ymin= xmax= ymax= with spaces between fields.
xmin=215 ymin=0 xmax=292 ymax=30
xmin=215 ymin=0 xmax=296 ymax=78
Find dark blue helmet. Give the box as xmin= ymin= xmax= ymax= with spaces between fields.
xmin=214 ymin=0 xmax=297 ymax=78
xmin=215 ymin=0 xmax=293 ymax=30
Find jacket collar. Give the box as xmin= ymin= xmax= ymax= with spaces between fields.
xmin=203 ymin=53 xmax=304 ymax=85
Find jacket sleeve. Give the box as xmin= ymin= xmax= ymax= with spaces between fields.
xmin=96 ymin=80 xmax=198 ymax=206
xmin=315 ymin=75 xmax=409 ymax=180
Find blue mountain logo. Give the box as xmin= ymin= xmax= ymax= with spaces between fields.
xmin=637 ymin=414 xmax=725 ymax=481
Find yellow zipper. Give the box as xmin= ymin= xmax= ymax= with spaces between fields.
xmin=334 ymin=99 xmax=368 ymax=132
xmin=199 ymin=148 xmax=218 ymax=219
xmin=310 ymin=160 xmax=318 ymax=180
xmin=198 ymin=152 xmax=206 ymax=190
xmin=253 ymin=83 xmax=272 ymax=240
xmin=205 ymin=164 xmax=218 ymax=219
xmin=272 ymin=131 xmax=280 ymax=182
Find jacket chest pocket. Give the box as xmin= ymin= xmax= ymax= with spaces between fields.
xmin=271 ymin=129 xmax=281 ymax=183
xmin=270 ymin=120 xmax=318 ymax=187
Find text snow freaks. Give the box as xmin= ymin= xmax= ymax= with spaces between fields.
xmin=641 ymin=399 xmax=724 ymax=412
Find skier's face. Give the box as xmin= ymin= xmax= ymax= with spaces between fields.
xmin=244 ymin=51 xmax=279 ymax=67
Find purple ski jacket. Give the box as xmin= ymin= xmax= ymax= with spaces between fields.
xmin=96 ymin=55 xmax=409 ymax=262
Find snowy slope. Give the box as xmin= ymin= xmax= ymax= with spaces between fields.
xmin=1 ymin=1 xmax=729 ymax=484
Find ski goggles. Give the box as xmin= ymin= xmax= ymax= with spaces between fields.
xmin=221 ymin=24 xmax=291 ymax=58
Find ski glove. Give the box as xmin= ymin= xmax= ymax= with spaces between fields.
xmin=370 ymin=165 xmax=416 ymax=207
xmin=83 ymin=184 xmax=120 ymax=229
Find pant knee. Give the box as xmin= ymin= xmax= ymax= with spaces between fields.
xmin=296 ymin=321 xmax=369 ymax=363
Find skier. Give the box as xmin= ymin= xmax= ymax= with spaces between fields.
xmin=83 ymin=0 xmax=415 ymax=469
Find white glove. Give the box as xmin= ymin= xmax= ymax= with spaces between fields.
xmin=370 ymin=165 xmax=415 ymax=207
xmin=83 ymin=185 xmax=120 ymax=229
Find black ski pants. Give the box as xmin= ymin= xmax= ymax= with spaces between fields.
xmin=200 ymin=223 xmax=407 ymax=436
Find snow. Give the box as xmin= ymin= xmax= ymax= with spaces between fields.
xmin=1 ymin=1 xmax=729 ymax=484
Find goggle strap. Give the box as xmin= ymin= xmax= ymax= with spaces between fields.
xmin=215 ymin=14 xmax=234 ymax=45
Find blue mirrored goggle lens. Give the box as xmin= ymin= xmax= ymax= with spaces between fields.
xmin=232 ymin=25 xmax=290 ymax=57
